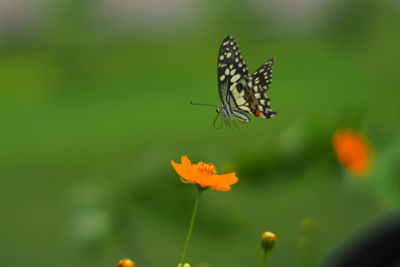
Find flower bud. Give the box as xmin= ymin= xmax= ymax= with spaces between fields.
xmin=117 ymin=258 xmax=136 ymax=267
xmin=261 ymin=231 xmax=277 ymax=252
xmin=177 ymin=263 xmax=191 ymax=267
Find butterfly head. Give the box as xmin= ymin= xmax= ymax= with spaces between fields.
xmin=216 ymin=106 xmax=228 ymax=118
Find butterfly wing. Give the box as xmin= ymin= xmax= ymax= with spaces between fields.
xmin=252 ymin=58 xmax=274 ymax=91
xmin=217 ymin=36 xmax=252 ymax=113
xmin=217 ymin=36 xmax=277 ymax=120
xmin=242 ymin=58 xmax=277 ymax=118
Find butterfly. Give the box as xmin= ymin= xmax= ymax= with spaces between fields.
xmin=214 ymin=35 xmax=277 ymax=128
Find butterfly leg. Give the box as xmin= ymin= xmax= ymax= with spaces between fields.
xmin=226 ymin=119 xmax=233 ymax=129
xmin=232 ymin=119 xmax=240 ymax=129
xmin=213 ymin=114 xmax=223 ymax=129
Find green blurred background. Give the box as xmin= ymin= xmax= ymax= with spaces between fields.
xmin=1 ymin=0 xmax=400 ymax=266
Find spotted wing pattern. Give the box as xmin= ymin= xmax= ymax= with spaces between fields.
xmin=217 ymin=36 xmax=277 ymax=119
xmin=243 ymin=58 xmax=277 ymax=118
xmin=217 ymin=36 xmax=252 ymax=113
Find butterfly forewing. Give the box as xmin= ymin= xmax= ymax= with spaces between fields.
xmin=217 ymin=36 xmax=250 ymax=111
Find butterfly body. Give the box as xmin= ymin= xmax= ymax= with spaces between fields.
xmin=216 ymin=106 xmax=249 ymax=122
xmin=216 ymin=36 xmax=277 ymax=125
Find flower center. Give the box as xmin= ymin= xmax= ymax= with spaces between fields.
xmin=195 ymin=161 xmax=217 ymax=176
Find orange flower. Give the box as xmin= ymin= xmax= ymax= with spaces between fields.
xmin=171 ymin=156 xmax=238 ymax=191
xmin=333 ymin=129 xmax=372 ymax=176
xmin=117 ymin=258 xmax=135 ymax=267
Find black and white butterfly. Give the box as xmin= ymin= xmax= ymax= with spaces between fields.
xmin=192 ymin=36 xmax=277 ymax=128
xmin=217 ymin=35 xmax=277 ymax=125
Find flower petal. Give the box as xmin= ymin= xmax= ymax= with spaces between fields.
xmin=181 ymin=155 xmax=192 ymax=167
xmin=171 ymin=159 xmax=191 ymax=182
xmin=211 ymin=185 xmax=231 ymax=191
xmin=218 ymin=172 xmax=239 ymax=185
xmin=172 ymin=155 xmax=199 ymax=184
xmin=209 ymin=172 xmax=238 ymax=191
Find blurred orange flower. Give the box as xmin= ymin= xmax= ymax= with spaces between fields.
xmin=171 ymin=156 xmax=238 ymax=191
xmin=333 ymin=129 xmax=372 ymax=176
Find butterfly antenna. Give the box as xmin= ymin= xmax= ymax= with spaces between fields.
xmin=190 ymin=100 xmax=218 ymax=109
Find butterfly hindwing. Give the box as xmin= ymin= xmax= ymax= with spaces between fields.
xmin=251 ymin=58 xmax=274 ymax=91
xmin=242 ymin=85 xmax=276 ymax=119
xmin=241 ymin=58 xmax=276 ymax=118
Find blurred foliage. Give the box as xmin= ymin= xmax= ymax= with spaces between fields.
xmin=0 ymin=0 xmax=400 ymax=266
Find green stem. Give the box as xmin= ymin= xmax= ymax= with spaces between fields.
xmin=261 ymin=251 xmax=268 ymax=267
xmin=180 ymin=188 xmax=202 ymax=265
